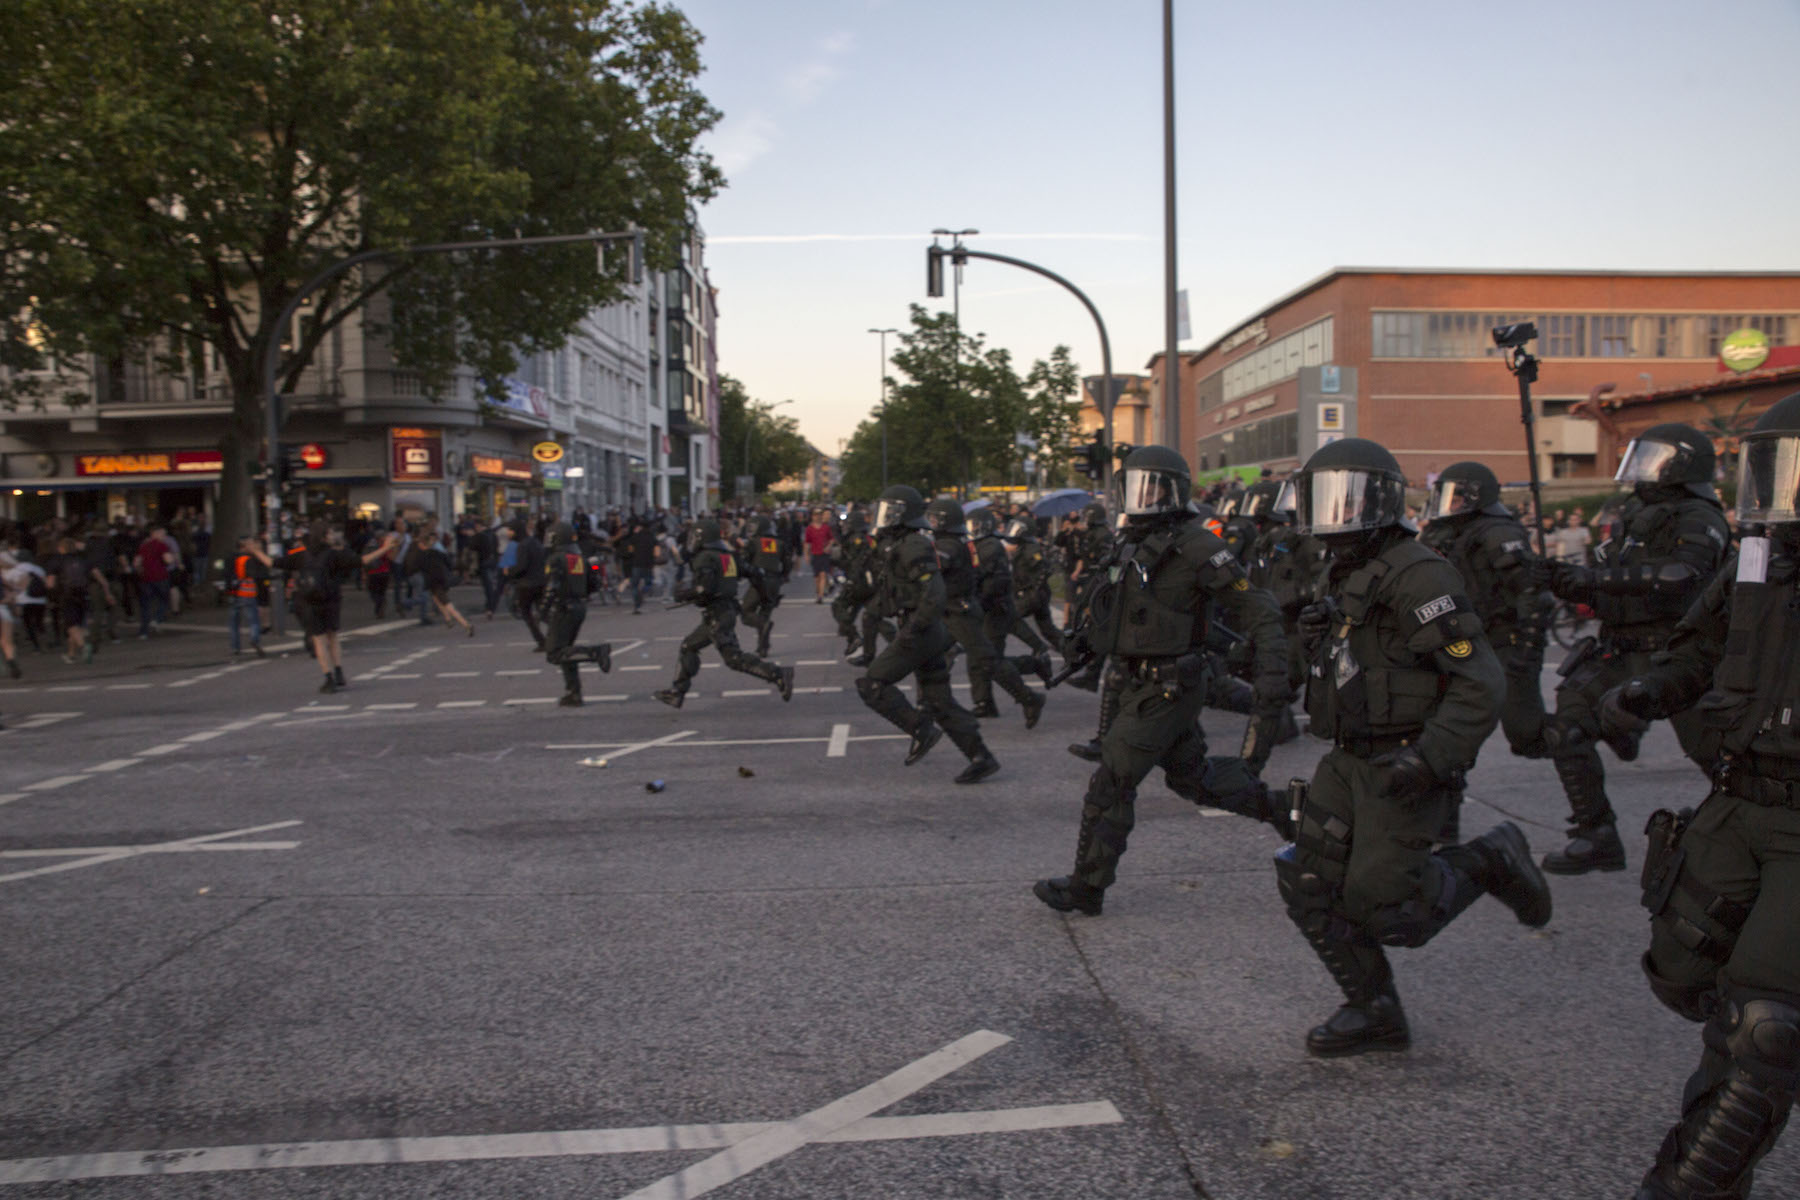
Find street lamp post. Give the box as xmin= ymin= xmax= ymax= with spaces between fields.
xmin=867 ymin=327 xmax=899 ymax=490
xmin=932 ymin=228 xmax=978 ymax=497
xmin=743 ymin=398 xmax=793 ymax=494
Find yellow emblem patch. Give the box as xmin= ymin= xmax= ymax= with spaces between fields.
xmin=1445 ymin=639 xmax=1473 ymax=658
xmin=1232 ymin=577 xmax=1250 ymax=590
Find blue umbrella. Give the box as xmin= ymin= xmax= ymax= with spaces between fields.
xmin=961 ymin=498 xmax=991 ymax=514
xmin=1032 ymin=488 xmax=1095 ymax=519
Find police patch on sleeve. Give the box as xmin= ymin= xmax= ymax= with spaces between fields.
xmin=1232 ymin=577 xmax=1249 ymax=590
xmin=1209 ymin=548 xmax=1234 ymax=566
xmin=1414 ymin=595 xmax=1456 ymax=623
xmin=1445 ymin=639 xmax=1473 ymax=658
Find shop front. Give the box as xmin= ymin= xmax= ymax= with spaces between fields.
xmin=2 ymin=448 xmax=221 ymax=526
xmin=467 ymin=451 xmax=536 ymax=522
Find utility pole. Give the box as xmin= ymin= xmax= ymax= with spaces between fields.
xmin=868 ymin=327 xmax=899 ymax=490
xmin=1161 ymin=0 xmax=1180 ymax=451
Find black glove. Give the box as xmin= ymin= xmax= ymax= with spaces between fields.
xmin=1297 ymin=602 xmax=1334 ymax=656
xmin=1370 ymin=745 xmax=1437 ymax=804
xmin=1251 ymin=670 xmax=1291 ymax=716
xmin=1224 ymin=638 xmax=1255 ymax=677
xmin=1526 ymin=557 xmax=1561 ymax=593
xmin=1598 ymin=679 xmax=1654 ymax=739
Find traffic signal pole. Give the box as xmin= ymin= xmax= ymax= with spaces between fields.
xmin=260 ymin=229 xmax=642 ymax=634
xmin=926 ymin=241 xmax=1115 ymax=496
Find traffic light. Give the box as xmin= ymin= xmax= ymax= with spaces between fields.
xmin=926 ymin=245 xmax=946 ymax=298
xmin=1071 ymin=434 xmax=1108 ymax=479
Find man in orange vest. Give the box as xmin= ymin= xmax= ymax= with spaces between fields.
xmin=228 ymin=534 xmax=271 ymax=658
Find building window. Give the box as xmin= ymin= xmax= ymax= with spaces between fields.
xmin=1220 ymin=316 xmax=1334 ymax=403
xmin=1371 ymin=310 xmax=1797 ymax=359
xmin=1195 ymin=412 xmax=1298 ymax=472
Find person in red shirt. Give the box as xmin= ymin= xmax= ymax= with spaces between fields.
xmin=134 ymin=526 xmax=177 ymax=638
xmin=803 ymin=508 xmax=835 ymax=604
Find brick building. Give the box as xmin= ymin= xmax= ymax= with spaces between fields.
xmin=1146 ymin=268 xmax=1800 ymax=494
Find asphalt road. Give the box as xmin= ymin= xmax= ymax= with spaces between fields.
xmin=1 ymin=578 xmax=1793 ymax=1199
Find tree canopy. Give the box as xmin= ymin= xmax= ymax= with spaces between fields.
xmin=835 ymin=306 xmax=1083 ymax=500
xmin=716 ymin=375 xmax=812 ymax=499
xmin=1 ymin=0 xmax=721 ymax=546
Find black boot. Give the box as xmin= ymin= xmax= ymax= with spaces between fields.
xmin=1306 ymin=986 xmax=1411 ymax=1058
xmin=1460 ymin=822 xmax=1554 ymax=927
xmin=955 ymin=751 xmax=1000 ymax=784
xmin=333 ymin=665 xmax=346 ymax=688
xmin=847 ymin=652 xmax=874 ymax=668
xmin=969 ymin=700 xmax=1001 ymax=719
xmin=319 ymin=674 xmax=339 ymax=694
xmin=557 ymin=690 xmax=583 ymax=708
xmin=905 ymin=720 xmax=941 ymax=765
xmin=776 ymin=665 xmax=795 ymax=702
xmin=1276 ymin=851 xmax=1409 ymax=1057
xmin=1021 ymin=691 xmax=1046 ymax=730
xmin=1543 ymin=821 xmax=1626 ymax=875
xmin=654 ymin=685 xmax=686 ymax=709
xmin=1033 ymin=875 xmax=1103 ymax=915
xmin=591 ymin=643 xmax=612 ymax=673
xmin=1068 ymin=739 xmax=1102 ymax=761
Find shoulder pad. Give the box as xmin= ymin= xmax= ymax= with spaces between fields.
xmin=1384 ymin=547 xmax=1486 ymax=651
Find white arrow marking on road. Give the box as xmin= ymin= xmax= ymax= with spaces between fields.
xmin=0 ymin=821 xmax=301 ymax=885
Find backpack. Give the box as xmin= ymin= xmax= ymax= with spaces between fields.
xmin=295 ymin=550 xmax=332 ymax=603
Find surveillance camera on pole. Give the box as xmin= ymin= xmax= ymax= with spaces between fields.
xmin=1492 ymin=321 xmax=1545 ymax=554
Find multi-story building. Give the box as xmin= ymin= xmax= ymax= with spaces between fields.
xmin=0 ymin=280 xmax=663 ymax=528
xmin=645 ymin=219 xmax=718 ymax=514
xmin=1145 ymin=268 xmax=1800 ymax=493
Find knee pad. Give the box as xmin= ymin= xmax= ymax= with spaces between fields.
xmin=1642 ymin=951 xmax=1717 ymax=1024
xmin=1720 ymin=994 xmax=1800 ymax=1087
xmin=1362 ymin=858 xmax=1459 ymax=949
xmin=1274 ymin=848 xmax=1341 ymax=935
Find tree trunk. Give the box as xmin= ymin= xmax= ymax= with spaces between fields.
xmin=209 ymin=373 xmax=267 ymax=576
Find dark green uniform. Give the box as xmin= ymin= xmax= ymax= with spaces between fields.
xmin=540 ymin=540 xmax=611 ymax=701
xmin=1614 ymin=546 xmax=1800 ymax=1198
xmin=1220 ymin=512 xmax=1260 ymax=564
xmin=738 ymin=530 xmax=787 ymax=657
xmin=830 ymin=527 xmax=880 ymax=653
xmin=1419 ymin=510 xmax=1546 ymax=756
xmin=1042 ymin=516 xmax=1291 ymax=909
xmin=855 ymin=529 xmax=993 ymax=774
xmin=1006 ymin=534 xmax=1063 ymax=657
xmin=935 ymin=530 xmax=1036 ymax=718
xmin=1540 ymin=489 xmax=1730 ymax=868
xmin=1280 ymin=530 xmax=1553 ymax=1052
xmin=1247 ymin=520 xmax=1328 ymax=692
xmin=657 ymin=543 xmax=790 ymax=705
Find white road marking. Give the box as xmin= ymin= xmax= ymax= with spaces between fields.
xmin=0 ymin=820 xmax=301 ymax=885
xmin=84 ymin=759 xmax=141 ymax=774
xmin=497 ymin=669 xmax=542 ymax=676
xmin=595 ymin=730 xmax=697 ymax=762
xmin=827 ymin=724 xmax=851 ymax=757
xmin=0 ymin=1102 xmax=1121 ymax=1184
xmin=365 ymin=702 xmax=417 ymax=711
xmin=546 ymin=734 xmax=909 ymax=752
xmin=588 ymin=694 xmax=629 ymax=702
xmin=619 ymin=665 xmax=660 ymax=672
xmin=105 ymin=683 xmax=154 ymax=691
xmin=721 ymin=689 xmax=770 ymax=697
xmin=792 ymin=686 xmax=843 ymax=694
xmin=620 ymin=1030 xmax=1014 ymax=1200
xmin=21 ymin=775 xmax=88 ymax=792
xmin=136 ymin=743 xmax=187 ymax=757
xmin=11 ymin=712 xmax=80 ymax=730
xmin=295 ymin=704 xmax=351 ymax=713
xmin=0 ymin=794 xmax=23 ymax=807
xmin=45 ymin=685 xmax=93 ymax=693
xmin=611 ymin=638 xmax=646 ymax=655
xmin=436 ymin=671 xmax=481 ymax=678
xmin=502 ymin=697 xmax=557 ymax=706
xmin=382 ymin=673 xmax=422 ymax=679
xmin=438 ymin=700 xmax=487 ymax=708
xmin=796 ymin=659 xmax=839 ymax=665
xmin=179 ymin=730 xmax=225 ymax=743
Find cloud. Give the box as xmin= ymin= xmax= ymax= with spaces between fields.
xmin=710 ymin=111 xmax=779 ymax=175
xmin=709 ymin=233 xmax=1151 ymax=245
xmin=780 ymin=31 xmax=855 ymax=104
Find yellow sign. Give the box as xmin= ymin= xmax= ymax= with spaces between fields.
xmin=532 ymin=441 xmax=565 ymax=463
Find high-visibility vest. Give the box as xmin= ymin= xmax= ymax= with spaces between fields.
xmin=231 ymin=555 xmax=258 ymax=599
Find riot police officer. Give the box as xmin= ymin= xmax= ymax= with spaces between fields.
xmin=738 ymin=515 xmax=786 ymax=657
xmin=1064 ymin=502 xmax=1114 ymax=691
xmin=654 ymin=518 xmax=794 ymax=708
xmin=927 ymin=500 xmax=1045 ymax=728
xmin=1246 ymin=477 xmax=1328 ymax=696
xmin=1532 ymin=423 xmax=1731 ymax=874
xmin=830 ymin=511 xmax=886 ymax=661
xmin=855 ymin=486 xmax=998 ymax=783
xmin=1001 ymin=516 xmax=1063 ymax=666
xmin=1034 ymin=445 xmax=1294 ymax=917
xmin=1594 ymin=394 xmax=1800 ymax=1200
xmin=507 ymin=520 xmax=548 ymax=651
xmin=540 ymin=522 xmax=613 ymax=707
xmin=1279 ymin=437 xmax=1552 ymax=1056
xmin=1219 ymin=482 xmax=1266 ymax=564
xmin=971 ymin=508 xmax=1053 ymax=686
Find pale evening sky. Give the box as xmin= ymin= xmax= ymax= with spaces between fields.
xmin=678 ymin=0 xmax=1800 ymax=457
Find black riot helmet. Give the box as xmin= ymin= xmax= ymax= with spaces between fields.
xmin=1240 ymin=480 xmax=1283 ymax=521
xmin=754 ymin=515 xmax=776 ymax=537
xmin=1295 ymin=437 xmax=1408 ymax=536
xmin=968 ymin=508 xmax=998 ymax=537
xmin=925 ymin=498 xmax=967 ymax=535
xmin=1736 ymin=392 xmax=1800 ymax=527
xmin=1614 ymin=422 xmax=1716 ymax=497
xmin=688 ymin=517 xmax=726 ymax=554
xmin=1082 ymin=501 xmax=1107 ymax=527
xmin=1117 ymin=444 xmax=1193 ymax=520
xmin=843 ymin=510 xmax=868 ymax=535
xmin=547 ymin=520 xmax=575 ymax=548
xmin=1001 ymin=517 xmax=1035 ymax=544
xmin=874 ymin=485 xmax=926 ymax=532
xmin=1424 ymin=460 xmax=1506 ymax=521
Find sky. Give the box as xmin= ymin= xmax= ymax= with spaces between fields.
xmin=676 ymin=0 xmax=1800 ymax=456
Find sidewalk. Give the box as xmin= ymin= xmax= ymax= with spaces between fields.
xmin=1 ymin=581 xmax=500 ymax=686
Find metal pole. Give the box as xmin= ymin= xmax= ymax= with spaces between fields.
xmin=947 ymin=247 xmax=1114 ymax=496
xmin=869 ymin=327 xmax=897 ymax=490
xmin=1161 ymin=0 xmax=1180 ymax=452
xmin=1512 ymin=348 xmax=1547 ymax=555
xmin=259 ymin=229 xmax=641 ymax=634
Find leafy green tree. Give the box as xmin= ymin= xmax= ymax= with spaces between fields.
xmin=836 ymin=306 xmax=1079 ymax=500
xmin=1 ymin=0 xmax=720 ymax=550
xmin=716 ymin=375 xmax=812 ymax=498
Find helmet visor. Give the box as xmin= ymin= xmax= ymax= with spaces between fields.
xmin=1738 ymin=435 xmax=1800 ymax=524
xmin=1614 ymin=438 xmax=1681 ymax=484
xmin=1242 ymin=490 xmax=1272 ymax=519
xmin=1296 ymin=468 xmax=1407 ymax=535
xmin=873 ymin=498 xmax=908 ymax=528
xmin=1274 ymin=479 xmax=1297 ymax=516
xmin=1119 ymin=467 xmax=1189 ymax=516
xmin=1424 ymin=478 xmax=1483 ymax=521
xmin=1002 ymin=518 xmax=1031 ymax=542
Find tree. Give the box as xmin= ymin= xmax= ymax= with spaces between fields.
xmin=716 ymin=375 xmax=811 ymax=498
xmin=835 ymin=305 xmax=1080 ymax=500
xmin=1 ymin=0 xmax=721 ymax=550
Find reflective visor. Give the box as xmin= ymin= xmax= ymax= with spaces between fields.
xmin=1424 ymin=478 xmax=1482 ymax=520
xmin=1242 ymin=490 xmax=1271 ymax=518
xmin=1738 ymin=435 xmax=1800 ymax=524
xmin=1614 ymin=438 xmax=1681 ymax=484
xmin=874 ymin=498 xmax=907 ymax=528
xmin=1119 ymin=468 xmax=1184 ymax=515
xmin=1296 ymin=468 xmax=1406 ymax=535
xmin=1274 ymin=479 xmax=1297 ymax=515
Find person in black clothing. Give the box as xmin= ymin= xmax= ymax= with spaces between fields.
xmin=414 ymin=529 xmax=474 ymax=635
xmin=507 ymin=520 xmax=548 ymax=649
xmin=285 ymin=521 xmax=398 ymax=692
xmin=469 ymin=518 xmax=502 ymax=619
xmin=541 ymin=521 xmax=613 ymax=706
xmin=625 ymin=519 xmax=659 ymax=613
